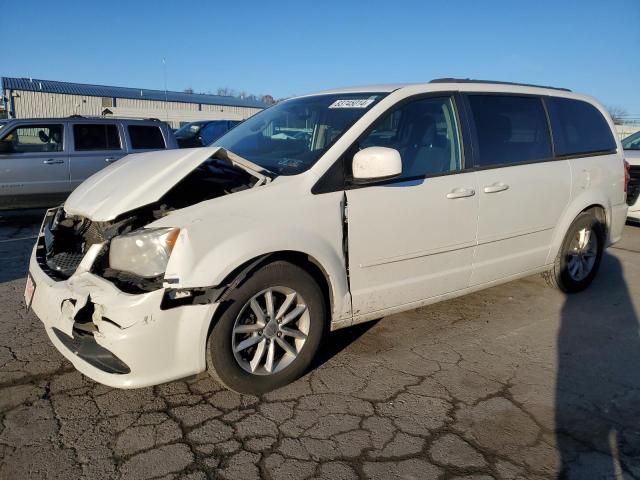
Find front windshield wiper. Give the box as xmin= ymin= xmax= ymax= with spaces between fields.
xmin=213 ymin=147 xmax=276 ymax=185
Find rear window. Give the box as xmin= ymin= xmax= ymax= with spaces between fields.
xmin=73 ymin=124 xmax=121 ymax=151
xmin=467 ymin=95 xmax=552 ymax=167
xmin=127 ymin=125 xmax=166 ymax=150
xmin=546 ymin=97 xmax=616 ymax=157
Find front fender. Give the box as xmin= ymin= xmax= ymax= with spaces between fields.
xmin=163 ymin=215 xmax=351 ymax=322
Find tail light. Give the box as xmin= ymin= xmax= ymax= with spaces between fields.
xmin=624 ymin=159 xmax=630 ymax=193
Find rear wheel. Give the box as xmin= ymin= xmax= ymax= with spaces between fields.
xmin=207 ymin=261 xmax=326 ymax=394
xmin=544 ymin=211 xmax=605 ymax=293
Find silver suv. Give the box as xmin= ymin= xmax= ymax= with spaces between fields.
xmin=0 ymin=117 xmax=178 ymax=209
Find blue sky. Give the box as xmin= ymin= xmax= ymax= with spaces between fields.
xmin=2 ymin=0 xmax=639 ymax=114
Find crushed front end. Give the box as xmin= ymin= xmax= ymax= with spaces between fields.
xmin=28 ymin=207 xmax=218 ymax=388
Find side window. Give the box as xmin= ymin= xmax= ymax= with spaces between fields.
xmin=622 ymin=131 xmax=640 ymax=151
xmin=467 ymin=95 xmax=551 ymax=167
xmin=73 ymin=124 xmax=121 ymax=151
xmin=546 ymin=97 xmax=616 ymax=157
xmin=127 ymin=125 xmax=166 ymax=150
xmin=358 ymin=96 xmax=462 ymax=179
xmin=1 ymin=124 xmax=64 ymax=154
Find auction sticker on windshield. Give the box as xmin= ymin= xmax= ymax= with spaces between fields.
xmin=329 ymin=98 xmax=376 ymax=109
xmin=24 ymin=273 xmax=36 ymax=311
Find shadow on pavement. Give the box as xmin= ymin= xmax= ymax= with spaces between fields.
xmin=0 ymin=209 xmax=44 ymax=284
xmin=555 ymin=253 xmax=640 ymax=478
xmin=311 ymin=319 xmax=380 ymax=371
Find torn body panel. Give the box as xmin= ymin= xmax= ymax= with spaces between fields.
xmin=29 ymin=252 xmax=218 ymax=388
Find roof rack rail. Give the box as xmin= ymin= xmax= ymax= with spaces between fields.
xmin=66 ymin=114 xmax=164 ymax=122
xmin=429 ymin=78 xmax=571 ymax=92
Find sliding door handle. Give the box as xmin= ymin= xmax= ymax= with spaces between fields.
xmin=43 ymin=159 xmax=64 ymax=165
xmin=483 ymin=183 xmax=509 ymax=194
xmin=446 ymin=188 xmax=475 ymax=199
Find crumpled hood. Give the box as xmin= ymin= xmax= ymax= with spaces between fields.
xmin=64 ymin=147 xmax=222 ymax=221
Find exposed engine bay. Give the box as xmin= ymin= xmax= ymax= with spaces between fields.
xmin=38 ymin=154 xmax=264 ymax=293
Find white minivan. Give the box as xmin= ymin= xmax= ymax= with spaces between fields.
xmin=26 ymin=80 xmax=629 ymax=394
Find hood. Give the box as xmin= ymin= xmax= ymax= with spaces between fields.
xmin=64 ymin=147 xmax=247 ymax=222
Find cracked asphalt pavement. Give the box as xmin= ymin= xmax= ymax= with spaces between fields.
xmin=1 ymin=209 xmax=640 ymax=480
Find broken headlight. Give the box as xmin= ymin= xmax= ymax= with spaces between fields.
xmin=109 ymin=228 xmax=180 ymax=278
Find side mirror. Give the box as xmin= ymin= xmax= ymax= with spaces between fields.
xmin=352 ymin=147 xmax=402 ymax=183
xmin=0 ymin=140 xmax=13 ymax=154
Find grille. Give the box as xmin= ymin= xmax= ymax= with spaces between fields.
xmin=628 ymin=166 xmax=640 ymax=207
xmin=37 ymin=208 xmax=96 ymax=281
xmin=46 ymin=252 xmax=85 ymax=277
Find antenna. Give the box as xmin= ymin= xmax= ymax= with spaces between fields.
xmin=162 ymin=57 xmax=168 ymax=123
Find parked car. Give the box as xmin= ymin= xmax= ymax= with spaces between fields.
xmin=175 ymin=120 xmax=240 ymax=148
xmin=26 ymin=80 xmax=628 ymax=394
xmin=0 ymin=117 xmax=178 ymax=209
xmin=622 ymin=131 xmax=640 ymax=222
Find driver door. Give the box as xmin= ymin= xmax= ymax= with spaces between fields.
xmin=345 ymin=95 xmax=479 ymax=318
xmin=0 ymin=122 xmax=69 ymax=209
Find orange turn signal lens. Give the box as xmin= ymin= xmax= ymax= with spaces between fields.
xmin=165 ymin=228 xmax=181 ymax=251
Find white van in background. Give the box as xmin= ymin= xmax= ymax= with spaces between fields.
xmin=622 ymin=131 xmax=640 ymax=222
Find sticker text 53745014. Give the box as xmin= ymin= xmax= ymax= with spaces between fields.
xmin=328 ymin=98 xmax=376 ymax=109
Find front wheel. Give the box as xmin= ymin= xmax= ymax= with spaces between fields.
xmin=544 ymin=211 xmax=605 ymax=293
xmin=206 ymin=261 xmax=326 ymax=394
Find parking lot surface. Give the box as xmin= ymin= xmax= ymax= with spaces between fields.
xmin=1 ymin=210 xmax=639 ymax=480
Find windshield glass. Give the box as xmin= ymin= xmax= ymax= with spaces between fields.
xmin=214 ymin=93 xmax=386 ymax=175
xmin=622 ymin=131 xmax=640 ymax=150
xmin=175 ymin=122 xmax=204 ymax=139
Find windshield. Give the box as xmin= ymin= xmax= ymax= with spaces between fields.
xmin=622 ymin=131 xmax=640 ymax=150
xmin=214 ymin=93 xmax=386 ymax=175
xmin=175 ymin=122 xmax=205 ymax=139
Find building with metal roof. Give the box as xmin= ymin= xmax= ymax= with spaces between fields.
xmin=1 ymin=77 xmax=267 ymax=127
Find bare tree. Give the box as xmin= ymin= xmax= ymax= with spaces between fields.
xmin=261 ymin=94 xmax=275 ymax=106
xmin=607 ymin=105 xmax=628 ymax=125
xmin=183 ymin=87 xmax=194 ymax=94
xmin=217 ymin=87 xmax=237 ymax=97
xmin=214 ymin=87 xmax=276 ymax=105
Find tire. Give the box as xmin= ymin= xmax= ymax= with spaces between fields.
xmin=206 ymin=260 xmax=326 ymax=394
xmin=544 ymin=211 xmax=605 ymax=293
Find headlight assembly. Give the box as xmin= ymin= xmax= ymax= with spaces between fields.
xmin=109 ymin=228 xmax=180 ymax=278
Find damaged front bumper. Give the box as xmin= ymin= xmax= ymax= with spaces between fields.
xmin=28 ymin=243 xmax=218 ymax=389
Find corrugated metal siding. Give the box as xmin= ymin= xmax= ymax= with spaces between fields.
xmin=11 ymin=91 xmax=104 ymax=118
xmin=109 ymin=107 xmax=247 ymax=127
xmin=2 ymin=76 xmax=267 ymax=109
xmin=6 ymin=88 xmax=264 ymax=128
xmin=116 ymin=98 xmax=200 ymax=111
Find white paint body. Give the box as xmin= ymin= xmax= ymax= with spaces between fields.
xmin=28 ymin=82 xmax=628 ymax=388
xmin=625 ymin=150 xmax=640 ymax=222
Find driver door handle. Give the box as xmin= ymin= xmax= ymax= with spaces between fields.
xmin=483 ymin=183 xmax=509 ymax=194
xmin=43 ymin=159 xmax=64 ymax=165
xmin=105 ymin=157 xmax=116 ymax=163
xmin=446 ymin=188 xmax=475 ymax=199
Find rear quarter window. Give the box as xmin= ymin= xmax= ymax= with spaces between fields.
xmin=546 ymin=97 xmax=616 ymax=157
xmin=127 ymin=125 xmax=166 ymax=150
